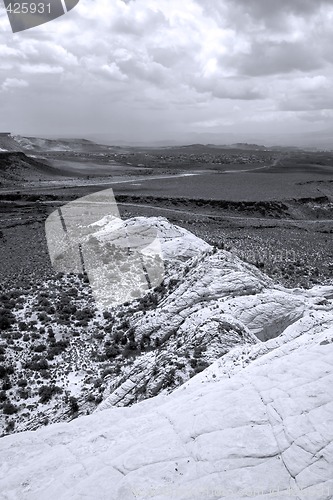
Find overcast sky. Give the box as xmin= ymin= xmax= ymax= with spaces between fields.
xmin=1 ymin=0 xmax=333 ymax=146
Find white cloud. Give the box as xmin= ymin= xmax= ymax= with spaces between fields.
xmin=21 ymin=64 xmax=64 ymax=74
xmin=1 ymin=78 xmax=29 ymax=91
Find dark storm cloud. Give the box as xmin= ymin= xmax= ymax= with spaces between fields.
xmin=223 ymin=0 xmax=333 ymax=27
xmin=234 ymin=40 xmax=323 ymax=76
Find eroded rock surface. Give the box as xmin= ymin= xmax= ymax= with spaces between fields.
xmin=1 ymin=318 xmax=332 ymax=499
xmin=94 ymin=218 xmax=333 ymax=409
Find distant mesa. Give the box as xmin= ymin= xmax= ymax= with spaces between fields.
xmin=0 ymin=133 xmax=24 ymax=152
xmin=231 ymin=142 xmax=267 ymax=151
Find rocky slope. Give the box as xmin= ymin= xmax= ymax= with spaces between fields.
xmin=0 ymin=133 xmax=24 ymax=152
xmin=1 ymin=216 xmax=333 ymax=439
xmin=1 ymin=216 xmax=333 ymax=497
xmin=0 ymin=309 xmax=332 ymax=499
xmin=10 ymin=135 xmax=107 ymax=153
xmin=0 ymin=151 xmax=65 ymax=185
xmin=93 ymin=217 xmax=333 ymax=409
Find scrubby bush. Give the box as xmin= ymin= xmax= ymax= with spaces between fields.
xmin=69 ymin=396 xmax=79 ymax=414
xmin=0 ymin=308 xmax=15 ymax=330
xmin=38 ymin=384 xmax=62 ymax=403
xmin=0 ymin=364 xmax=14 ymax=378
xmin=105 ymin=345 xmax=119 ymax=359
xmin=5 ymin=420 xmax=15 ymax=433
xmin=25 ymin=355 xmax=49 ymax=371
xmin=122 ymin=340 xmax=139 ymax=358
xmin=33 ymin=344 xmax=46 ymax=353
xmin=2 ymin=402 xmax=18 ymax=415
xmin=18 ymin=388 xmax=29 ymax=399
xmin=18 ymin=321 xmax=27 ymax=331
xmin=1 ymin=377 xmax=11 ymax=391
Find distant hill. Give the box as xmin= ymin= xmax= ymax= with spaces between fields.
xmin=0 ymin=133 xmax=111 ymax=153
xmin=0 ymin=151 xmax=66 ymax=185
xmin=0 ymin=133 xmax=24 ymax=152
xmin=11 ymin=135 xmax=107 ymax=153
xmin=230 ymin=142 xmax=268 ymax=151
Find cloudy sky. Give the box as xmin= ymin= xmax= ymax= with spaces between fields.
xmin=1 ymin=0 xmax=333 ymax=146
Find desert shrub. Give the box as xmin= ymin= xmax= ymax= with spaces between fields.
xmin=38 ymin=297 xmax=51 ymax=308
xmin=67 ymin=288 xmax=78 ymax=298
xmin=140 ymin=334 xmax=151 ymax=350
xmin=163 ymin=368 xmax=176 ymax=388
xmin=12 ymin=331 xmax=22 ymax=340
xmin=38 ymin=384 xmax=62 ymax=403
xmin=112 ymin=331 xmax=121 ymax=343
xmin=2 ymin=402 xmax=18 ymax=415
xmin=105 ymin=345 xmax=119 ymax=359
xmin=33 ymin=344 xmax=47 ymax=353
xmin=40 ymin=369 xmax=51 ymax=379
xmin=5 ymin=420 xmax=15 ymax=433
xmin=122 ymin=340 xmax=139 ymax=358
xmin=104 ymin=323 xmax=113 ymax=333
xmin=5 ymin=365 xmax=13 ymax=375
xmin=120 ymin=335 xmax=127 ymax=345
xmin=93 ymin=332 xmax=104 ymax=340
xmin=0 ymin=365 xmax=14 ymax=378
xmin=0 ymin=308 xmax=16 ymax=330
xmin=193 ymin=360 xmax=210 ymax=374
xmin=193 ymin=346 xmax=206 ymax=358
xmin=47 ymin=328 xmax=55 ymax=338
xmin=75 ymin=308 xmax=94 ymax=321
xmin=38 ymin=312 xmax=50 ymax=322
xmin=69 ymin=396 xmax=79 ymax=414
xmin=103 ymin=311 xmax=113 ymax=320
xmin=93 ymin=378 xmax=103 ymax=388
xmin=18 ymin=388 xmax=29 ymax=399
xmin=2 ymin=378 xmax=11 ymax=391
xmin=168 ymin=278 xmax=180 ymax=289
xmin=25 ymin=355 xmax=49 ymax=371
xmin=101 ymin=368 xmax=113 ymax=379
